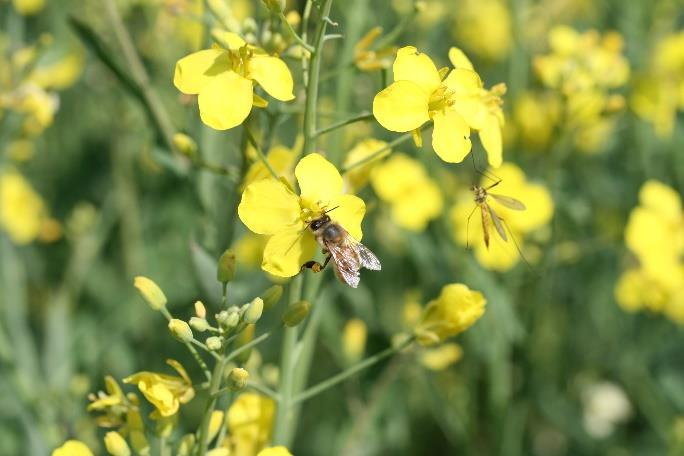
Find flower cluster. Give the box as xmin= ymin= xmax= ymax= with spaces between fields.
xmin=449 ymin=163 xmax=554 ymax=271
xmin=533 ymin=26 xmax=630 ymax=153
xmin=615 ymin=180 xmax=684 ymax=323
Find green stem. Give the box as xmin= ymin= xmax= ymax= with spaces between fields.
xmin=300 ymin=0 xmax=334 ymax=157
xmin=341 ymin=127 xmax=427 ymax=173
xmin=195 ymin=356 xmax=227 ymax=456
xmin=189 ymin=339 xmax=221 ymax=361
xmin=291 ymin=336 xmax=414 ymax=406
xmin=244 ymin=126 xmax=279 ymax=180
xmin=224 ymin=331 xmax=271 ymax=363
xmin=314 ymin=112 xmax=374 ymax=137
xmin=278 ymin=12 xmax=315 ymax=53
xmin=184 ymin=342 xmax=212 ymax=380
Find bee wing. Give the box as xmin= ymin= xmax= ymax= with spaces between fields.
xmin=353 ymin=241 xmax=381 ymax=270
xmin=488 ymin=204 xmax=508 ymax=242
xmin=489 ymin=193 xmax=526 ymax=210
xmin=325 ymin=240 xmax=361 ymax=288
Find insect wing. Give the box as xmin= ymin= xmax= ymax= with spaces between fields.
xmin=488 ymin=204 xmax=508 ymax=242
xmin=326 ymin=240 xmax=361 ymax=288
xmin=355 ymin=242 xmax=381 ymax=270
xmin=489 ymin=193 xmax=526 ymax=210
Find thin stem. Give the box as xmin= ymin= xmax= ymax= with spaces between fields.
xmin=193 ymin=159 xmax=240 ymax=179
xmin=291 ymin=336 xmax=414 ymax=406
xmin=300 ymin=0 xmax=314 ymax=87
xmin=341 ymin=127 xmax=425 ymax=173
xmin=244 ymin=126 xmax=279 ymax=180
xmin=247 ymin=380 xmax=280 ymax=400
xmin=224 ymin=331 xmax=271 ymax=363
xmin=189 ymin=339 xmax=221 ymax=361
xmin=278 ymin=12 xmax=315 ymax=53
xmin=300 ymin=0 xmax=334 ymax=158
xmin=184 ymin=342 xmax=212 ymax=380
xmin=195 ymin=356 xmax=227 ymax=456
xmin=314 ymin=112 xmax=374 ymax=137
xmin=102 ymin=0 xmax=178 ymax=155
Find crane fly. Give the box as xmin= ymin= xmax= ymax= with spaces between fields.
xmin=468 ymin=179 xmax=526 ymax=249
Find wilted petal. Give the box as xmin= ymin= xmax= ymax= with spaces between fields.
xmin=373 ymin=80 xmax=430 ymax=132
xmin=262 ymin=228 xmax=317 ymax=277
xmin=431 ymin=109 xmax=472 ymax=163
xmin=248 ymin=55 xmax=295 ymax=101
xmin=238 ymin=179 xmax=301 ymax=235
xmin=198 ymin=71 xmax=253 ymax=130
xmin=393 ymin=46 xmax=441 ymax=94
xmin=174 ymin=49 xmax=230 ymax=94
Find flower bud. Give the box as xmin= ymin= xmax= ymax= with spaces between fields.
xmin=206 ymin=336 xmax=223 ymax=351
xmin=189 ymin=317 xmax=210 ymax=332
xmin=104 ymin=431 xmax=130 ymax=456
xmin=227 ymin=367 xmax=249 ymax=391
xmin=243 ymin=297 xmax=264 ymax=324
xmin=216 ymin=307 xmax=240 ymax=330
xmin=261 ymin=285 xmax=283 ymax=310
xmin=217 ymin=249 xmax=237 ymax=283
xmin=168 ymin=319 xmax=193 ymax=343
xmin=194 ymin=300 xmax=206 ymax=318
xmin=172 ymin=133 xmax=198 ymax=158
xmin=133 ymin=276 xmax=167 ymax=310
xmin=282 ymin=300 xmax=311 ymax=327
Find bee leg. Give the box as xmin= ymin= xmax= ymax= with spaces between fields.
xmin=300 ymin=254 xmax=332 ymax=273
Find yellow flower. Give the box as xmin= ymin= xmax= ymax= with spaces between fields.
xmin=372 ymin=46 xmax=473 ymax=164
xmin=257 ymin=447 xmax=293 ymax=456
xmin=447 ymin=47 xmax=507 ymax=166
xmin=238 ymin=153 xmax=366 ymax=277
xmin=450 ymin=162 xmax=554 ymax=271
xmin=88 ymin=375 xmax=126 ymax=412
xmin=512 ymin=91 xmax=561 ymax=150
xmin=452 ymin=0 xmax=512 ymax=61
xmin=28 ymin=50 xmax=84 ymax=90
xmin=370 ymin=153 xmax=443 ymax=231
xmin=227 ymin=393 xmax=275 ymax=456
xmin=174 ymin=33 xmax=294 ymax=130
xmin=124 ymin=359 xmax=195 ymax=417
xmin=415 ymin=283 xmax=486 ymax=346
xmin=104 ymin=431 xmax=131 ymax=456
xmin=52 ymin=440 xmax=93 ymax=456
xmin=353 ymin=27 xmax=396 ymax=71
xmin=342 ymin=318 xmax=367 ymax=363
xmin=208 ymin=410 xmax=225 ymax=443
xmin=343 ymin=138 xmax=391 ymax=192
xmin=0 ymin=169 xmax=48 ymax=244
xmin=420 ymin=343 xmax=463 ymax=371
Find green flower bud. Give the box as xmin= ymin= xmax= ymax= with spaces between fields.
xmin=104 ymin=431 xmax=131 ymax=456
xmin=243 ymin=297 xmax=264 ymax=324
xmin=261 ymin=285 xmax=283 ymax=310
xmin=133 ymin=276 xmax=167 ymax=310
xmin=189 ymin=317 xmax=210 ymax=332
xmin=217 ymin=249 xmax=237 ymax=283
xmin=168 ymin=319 xmax=193 ymax=343
xmin=206 ymin=336 xmax=223 ymax=351
xmin=282 ymin=300 xmax=311 ymax=327
xmin=227 ymin=367 xmax=249 ymax=391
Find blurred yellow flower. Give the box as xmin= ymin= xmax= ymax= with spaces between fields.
xmin=512 ymin=91 xmax=561 ymax=150
xmin=174 ymin=33 xmax=294 ymax=130
xmin=52 ymin=440 xmax=93 ymax=456
xmin=124 ymin=359 xmax=195 ymax=417
xmin=243 ymin=144 xmax=297 ymax=190
xmin=371 ymin=153 xmax=443 ymax=231
xmin=257 ymin=447 xmax=293 ymax=456
xmin=343 ymin=138 xmax=390 ymax=192
xmin=342 ymin=318 xmax=367 ymax=363
xmin=12 ymin=0 xmax=45 ymax=15
xmin=450 ymin=162 xmax=554 ymax=271
xmin=104 ymin=431 xmax=131 ymax=456
xmin=415 ymin=283 xmax=486 ymax=346
xmin=238 ymin=153 xmax=366 ymax=277
xmin=227 ymin=393 xmax=275 ymax=456
xmin=354 ymin=27 xmax=396 ymax=71
xmin=0 ymin=169 xmax=48 ymax=245
xmin=28 ymin=50 xmax=84 ymax=91
xmin=420 ymin=343 xmax=463 ymax=370
xmin=452 ymin=0 xmax=512 ymax=61
xmin=234 ymin=232 xmax=268 ymax=268
xmin=372 ymin=46 xmax=473 ymax=164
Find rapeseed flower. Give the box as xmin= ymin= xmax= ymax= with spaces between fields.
xmin=238 ymin=153 xmax=365 ymax=277
xmin=419 ymin=343 xmax=463 ymax=371
xmin=342 ymin=318 xmax=367 ymax=363
xmin=226 ymin=393 xmax=275 ymax=456
xmin=354 ymin=27 xmax=396 ymax=71
xmin=0 ymin=169 xmax=49 ymax=245
xmin=174 ymin=32 xmax=294 ymax=130
xmin=415 ymin=283 xmax=486 ymax=345
xmin=452 ymin=0 xmax=512 ymax=61
xmin=343 ymin=138 xmax=390 ymax=192
xmin=450 ymin=162 xmax=554 ymax=271
xmin=257 ymin=447 xmax=293 ymax=456
xmin=371 ymin=153 xmax=443 ymax=231
xmin=52 ymin=440 xmax=93 ymax=456
xmin=124 ymin=359 xmax=195 ymax=417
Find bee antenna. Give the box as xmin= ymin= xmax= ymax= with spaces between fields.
xmin=324 ymin=206 xmax=339 ymax=214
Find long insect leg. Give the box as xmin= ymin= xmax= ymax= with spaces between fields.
xmin=470 ymin=149 xmax=502 ymax=188
xmin=498 ymin=217 xmax=537 ymax=274
xmin=465 ymin=204 xmax=478 ymax=249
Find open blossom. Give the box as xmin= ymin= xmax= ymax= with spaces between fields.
xmin=238 ymin=153 xmax=365 ymax=277
xmin=123 ymin=359 xmax=195 ymax=417
xmin=174 ymin=32 xmax=294 ymax=130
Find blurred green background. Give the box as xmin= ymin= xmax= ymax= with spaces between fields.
xmin=2 ymin=0 xmax=684 ymax=454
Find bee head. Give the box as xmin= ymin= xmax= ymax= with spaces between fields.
xmin=310 ymin=214 xmax=330 ymax=231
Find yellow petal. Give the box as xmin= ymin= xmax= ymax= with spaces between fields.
xmin=479 ymin=114 xmax=502 ymax=168
xmin=327 ymin=194 xmax=366 ymax=240
xmin=211 ymin=30 xmax=247 ymax=50
xmin=448 ymin=47 xmax=474 ymax=71
xmin=248 ymin=55 xmax=295 ymax=101
xmin=174 ymin=49 xmax=230 ymax=94
xmin=443 ymin=68 xmax=482 ymax=96
xmin=295 ymin=153 xmax=343 ymax=208
xmin=373 ymin=80 xmax=430 ymax=132
xmin=431 ymin=109 xmax=472 ymax=163
xmin=257 ymin=447 xmax=293 ymax=456
xmin=262 ymin=229 xmax=317 ymax=277
xmin=198 ymin=71 xmax=253 ymax=130
xmin=52 ymin=440 xmax=94 ymax=456
xmin=393 ymin=46 xmax=441 ymax=94
xmin=238 ymin=179 xmax=301 ymax=235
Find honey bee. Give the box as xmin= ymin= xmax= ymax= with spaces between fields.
xmin=469 ymin=179 xmax=526 ymax=249
xmin=301 ymin=213 xmax=381 ymax=288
